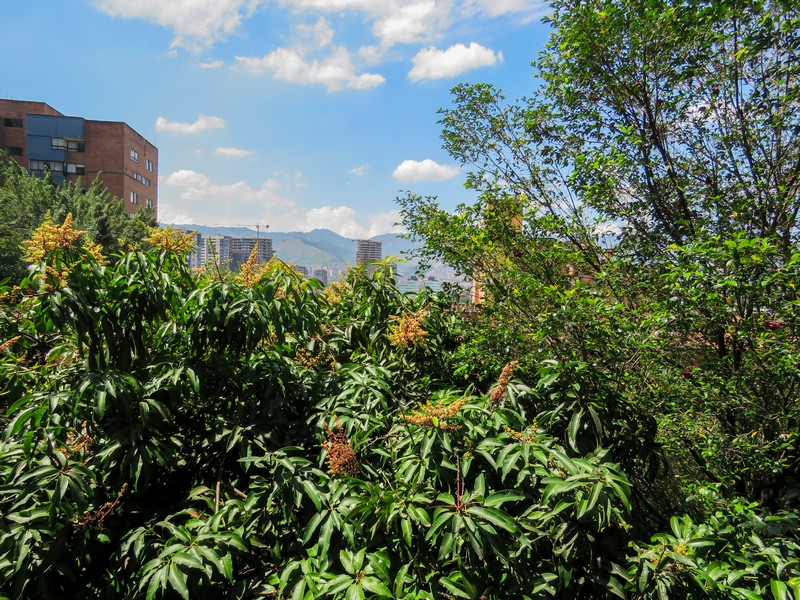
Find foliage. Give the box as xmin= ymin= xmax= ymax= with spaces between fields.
xmin=2 ymin=0 xmax=800 ymax=597
xmin=0 ymin=157 xmax=155 ymax=284
xmin=396 ymin=0 xmax=800 ymax=596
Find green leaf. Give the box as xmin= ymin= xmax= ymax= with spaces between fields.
xmin=771 ymin=580 xmax=790 ymax=600
xmin=345 ymin=583 xmax=365 ymax=600
xmin=468 ymin=505 xmax=519 ymax=533
xmin=340 ymin=549 xmax=355 ymax=574
xmin=401 ymin=517 xmax=413 ymax=546
xmin=168 ymin=563 xmax=190 ymax=600
xmin=484 ymin=490 xmax=525 ymax=507
xmin=361 ymin=577 xmax=392 ymax=597
xmin=394 ymin=563 xmax=410 ymax=597
xmin=427 ymin=509 xmax=454 ymax=540
xmin=324 ymin=574 xmax=354 ymax=595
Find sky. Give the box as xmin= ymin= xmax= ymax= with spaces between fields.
xmin=4 ymin=1 xmax=551 ymax=238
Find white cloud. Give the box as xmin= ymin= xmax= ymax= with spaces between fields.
xmin=408 ymin=42 xmax=502 ymax=81
xmin=461 ymin=0 xmax=547 ymax=21
xmin=367 ymin=210 xmax=405 ymax=236
xmin=215 ymin=147 xmax=255 ymax=157
xmin=392 ymin=159 xmax=460 ymax=182
xmin=371 ymin=1 xmax=442 ymax=48
xmin=162 ymin=169 xmax=211 ymax=187
xmin=349 ymin=165 xmax=369 ymax=176
xmin=300 ymin=207 xmax=400 ymax=237
xmin=198 ymin=59 xmax=224 ymax=69
xmin=159 ymin=169 xmax=399 ymax=236
xmin=236 ymin=46 xmax=385 ymax=91
xmin=92 ymin=0 xmax=259 ymax=50
xmin=156 ymin=115 xmax=226 ymax=134
xmin=93 ymin=0 xmax=540 ymax=57
xmin=160 ymin=169 xmax=296 ymax=225
xmin=297 ymin=17 xmax=335 ymax=50
xmin=277 ymin=0 xmax=448 ymax=57
xmin=304 ymin=206 xmax=367 ymax=238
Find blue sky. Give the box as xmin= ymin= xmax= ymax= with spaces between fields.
xmin=4 ymin=1 xmax=550 ymax=237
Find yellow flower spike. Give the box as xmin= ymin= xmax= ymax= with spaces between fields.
xmin=236 ymin=244 xmax=264 ymax=288
xmin=22 ymin=213 xmax=86 ymax=263
xmin=388 ymin=308 xmax=428 ymax=350
xmin=144 ymin=225 xmax=196 ymax=253
xmin=84 ymin=239 xmax=108 ymax=266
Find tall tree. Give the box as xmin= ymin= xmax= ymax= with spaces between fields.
xmin=400 ymin=0 xmax=800 ymax=513
xmin=0 ymin=156 xmax=155 ymax=283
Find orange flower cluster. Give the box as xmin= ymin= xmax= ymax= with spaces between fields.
xmin=322 ymin=419 xmax=360 ymax=477
xmin=503 ymin=421 xmax=538 ymax=444
xmin=388 ymin=309 xmax=428 ymax=350
xmin=22 ymin=213 xmax=86 ymax=263
xmin=489 ymin=360 xmax=520 ymax=407
xmin=322 ymin=278 xmax=349 ymax=304
xmin=144 ymin=225 xmax=196 ymax=253
xmin=262 ymin=257 xmax=297 ymax=279
xmin=56 ymin=422 xmax=94 ymax=460
xmin=75 ymin=484 xmax=127 ymax=532
xmin=296 ymin=341 xmax=335 ymax=370
xmin=236 ymin=244 xmax=265 ymax=288
xmin=0 ymin=336 xmax=19 ymax=353
xmin=20 ymin=214 xmax=106 ymax=288
xmin=402 ymin=396 xmax=466 ymax=429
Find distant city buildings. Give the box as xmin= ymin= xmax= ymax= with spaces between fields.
xmin=0 ymin=99 xmax=158 ymax=217
xmin=313 ymin=269 xmax=328 ymax=285
xmin=355 ymin=239 xmax=382 ymax=265
xmin=355 ymin=239 xmax=382 ymax=276
xmin=188 ymin=232 xmax=274 ymax=271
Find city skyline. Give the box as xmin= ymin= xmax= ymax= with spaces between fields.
xmin=4 ymin=1 xmax=551 ymax=238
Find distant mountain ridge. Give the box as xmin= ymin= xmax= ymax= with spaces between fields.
xmin=163 ymin=225 xmax=420 ymax=272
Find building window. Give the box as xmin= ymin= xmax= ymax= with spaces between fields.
xmin=133 ymin=172 xmax=151 ymax=187
xmin=52 ymin=138 xmax=85 ymax=152
xmin=130 ymin=148 xmax=139 ymax=162
xmin=66 ymin=163 xmax=85 ymax=175
xmin=146 ymin=159 xmax=153 ymax=172
xmin=145 ymin=198 xmax=153 ymax=209
xmin=130 ymin=191 xmax=138 ymax=204
xmin=30 ymin=160 xmax=64 ymax=174
xmin=3 ymin=118 xmax=23 ymax=128
xmin=5 ymin=147 xmax=22 ymax=156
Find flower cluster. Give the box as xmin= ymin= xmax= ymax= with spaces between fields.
xmin=22 ymin=213 xmax=85 ymax=263
xmin=503 ymin=421 xmax=538 ymax=444
xmin=388 ymin=309 xmax=428 ymax=350
xmin=0 ymin=336 xmax=19 ymax=353
xmin=489 ymin=360 xmax=520 ymax=408
xmin=20 ymin=214 xmax=106 ymax=288
xmin=262 ymin=257 xmax=297 ymax=279
xmin=322 ymin=419 xmax=360 ymax=477
xmin=75 ymin=484 xmax=127 ymax=532
xmin=55 ymin=422 xmax=94 ymax=461
xmin=144 ymin=225 xmax=196 ymax=253
xmin=402 ymin=396 xmax=466 ymax=429
xmin=236 ymin=244 xmax=265 ymax=288
xmin=322 ymin=277 xmax=349 ymax=304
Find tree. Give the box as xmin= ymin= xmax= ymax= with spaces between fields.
xmin=400 ymin=0 xmax=800 ymax=517
xmin=0 ymin=156 xmax=155 ymax=283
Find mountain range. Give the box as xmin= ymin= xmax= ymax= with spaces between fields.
xmin=164 ymin=225 xmax=422 ymax=274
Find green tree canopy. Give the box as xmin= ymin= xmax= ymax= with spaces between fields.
xmin=0 ymin=155 xmax=155 ymax=283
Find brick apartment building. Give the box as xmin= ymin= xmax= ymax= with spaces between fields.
xmin=0 ymin=99 xmax=157 ymax=217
